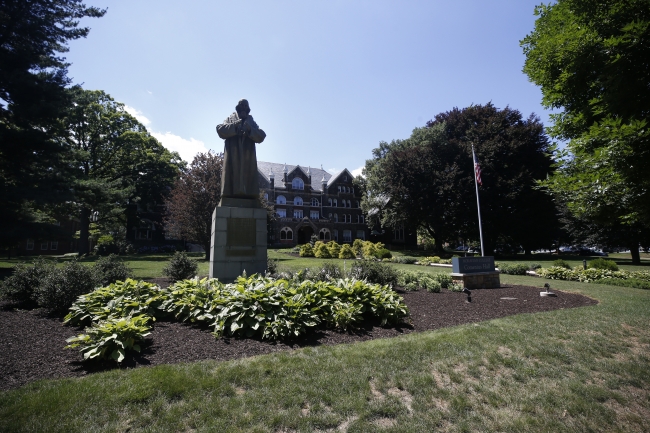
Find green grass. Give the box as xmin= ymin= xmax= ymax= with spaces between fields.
xmin=0 ymin=253 xmax=208 ymax=280
xmin=1 ymin=256 xmax=649 ymax=431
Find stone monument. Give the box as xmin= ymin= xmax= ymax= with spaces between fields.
xmin=209 ymin=99 xmax=267 ymax=282
xmin=451 ymin=256 xmax=500 ymax=289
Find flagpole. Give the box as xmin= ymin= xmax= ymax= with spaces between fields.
xmin=472 ymin=145 xmax=485 ymax=257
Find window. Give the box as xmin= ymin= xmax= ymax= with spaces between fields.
xmin=334 ymin=214 xmax=338 ymax=222
xmin=277 ymin=209 xmax=286 ymax=218
xmin=351 ymin=188 xmax=354 ymax=194
xmin=344 ymin=175 xmax=348 ymax=181
xmin=26 ymin=239 xmax=34 ymax=250
xmin=360 ymin=215 xmax=364 ymax=224
xmin=328 ymin=198 xmax=332 ymax=206
xmin=328 ymin=213 xmax=332 ymax=219
xmin=343 ymin=230 xmax=352 ymax=242
xmin=294 ymin=209 xmax=303 ymax=218
xmin=337 ymin=186 xmax=341 ymax=192
xmin=347 ymin=200 xmax=351 ymax=208
xmin=333 ymin=229 xmax=339 ymax=241
xmin=294 ymin=196 xmax=303 ymax=206
xmin=333 ymin=199 xmax=338 ymax=207
xmin=311 ymin=198 xmax=319 ymax=206
xmin=310 ymin=210 xmax=319 ymax=219
xmin=50 ymin=241 xmax=58 ymax=250
xmin=263 ymin=193 xmax=269 ymax=201
xmin=277 ymin=195 xmax=286 ymax=204
xmin=292 ymin=178 xmax=304 ymax=190
xmin=356 ymin=201 xmax=360 ymax=208
xmin=346 ymin=187 xmax=350 ymax=193
xmin=280 ymin=227 xmax=293 ymax=240
xmin=356 ymin=230 xmax=365 ymax=240
xmin=41 ymin=242 xmax=48 ymax=250
xmin=319 ymin=228 xmax=331 ymax=240
xmin=393 ymin=225 xmax=405 ymax=241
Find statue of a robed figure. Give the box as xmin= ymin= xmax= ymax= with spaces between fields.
xmin=216 ymin=99 xmax=266 ymax=206
xmin=210 ymin=99 xmax=267 ymax=282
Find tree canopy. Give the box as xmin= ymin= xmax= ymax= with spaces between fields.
xmin=521 ymin=0 xmax=650 ymax=263
xmin=0 ymin=0 xmax=105 ymax=248
xmin=164 ymin=152 xmax=224 ymax=258
xmin=362 ymin=103 xmax=557 ymax=254
xmin=64 ymin=89 xmax=183 ymax=253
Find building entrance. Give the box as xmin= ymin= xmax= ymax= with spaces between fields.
xmin=297 ymin=226 xmax=314 ymax=245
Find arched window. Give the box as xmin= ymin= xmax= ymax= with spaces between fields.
xmin=311 ymin=198 xmax=319 ymax=206
xmin=346 ymin=187 xmax=350 ymax=193
xmin=347 ymin=200 xmax=351 ymax=208
xmin=319 ymin=228 xmax=331 ymax=240
xmin=333 ymin=199 xmax=338 ymax=207
xmin=280 ymin=227 xmax=293 ymax=240
xmin=277 ymin=195 xmax=286 ymax=205
xmin=328 ymin=198 xmax=332 ymax=206
xmin=328 ymin=213 xmax=332 ymax=219
xmin=337 ymin=186 xmax=341 ymax=192
xmin=356 ymin=201 xmax=360 ymax=208
xmin=334 ymin=214 xmax=338 ymax=222
xmin=294 ymin=196 xmax=303 ymax=206
xmin=292 ymin=178 xmax=304 ymax=190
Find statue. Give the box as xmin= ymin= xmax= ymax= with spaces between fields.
xmin=216 ymin=99 xmax=266 ymax=205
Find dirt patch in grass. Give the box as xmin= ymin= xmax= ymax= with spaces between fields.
xmin=0 ymin=285 xmax=596 ymax=391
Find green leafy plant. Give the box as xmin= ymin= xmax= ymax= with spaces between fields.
xmin=35 ymin=258 xmax=98 ymax=312
xmin=299 ymin=244 xmax=314 ymax=257
xmin=374 ymin=248 xmax=392 ymax=260
xmin=433 ymin=273 xmax=453 ymax=289
xmin=162 ymin=251 xmax=198 ymax=282
xmin=327 ymin=241 xmax=341 ymax=258
xmin=498 ymin=263 xmax=529 ymax=275
xmin=349 ymin=259 xmax=398 ymax=287
xmin=449 ymin=282 xmax=464 ymax=292
xmin=552 ymin=259 xmax=572 ymax=269
xmin=352 ymin=239 xmax=364 ymax=256
xmin=338 ymin=244 xmax=356 ymax=259
xmin=314 ymin=242 xmax=332 ymax=258
xmin=392 ymin=256 xmax=418 ymax=264
xmin=0 ymin=257 xmax=56 ymax=306
xmin=93 ymin=254 xmax=133 ymax=286
xmin=422 ymin=277 xmax=441 ymax=293
xmin=588 ymin=258 xmax=619 ymax=271
xmin=65 ymin=315 xmax=152 ymax=362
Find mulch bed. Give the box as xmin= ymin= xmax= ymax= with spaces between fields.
xmin=0 ymin=284 xmax=597 ymax=391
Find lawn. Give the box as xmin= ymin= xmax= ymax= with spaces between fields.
xmin=1 ymin=252 xmax=649 ymax=432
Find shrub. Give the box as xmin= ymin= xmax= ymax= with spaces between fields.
xmin=299 ymin=244 xmax=314 ymax=257
xmin=349 ymin=260 xmax=398 ymax=287
xmin=375 ymin=248 xmax=392 ymax=260
xmin=267 ymin=258 xmax=279 ymax=275
xmin=66 ymin=315 xmax=152 ymax=362
xmin=93 ymin=254 xmax=133 ymax=286
xmin=433 ymin=273 xmax=453 ymax=289
xmin=552 ymin=259 xmax=572 ymax=269
xmin=422 ymin=277 xmax=441 ymax=293
xmin=339 ymin=244 xmax=356 ymax=259
xmin=361 ymin=241 xmax=378 ymax=259
xmin=352 ymin=239 xmax=364 ymax=257
xmin=312 ymin=263 xmax=344 ymax=282
xmin=405 ymin=281 xmax=418 ymax=291
xmin=418 ymin=258 xmax=432 ymax=266
xmin=439 ymin=258 xmax=452 ymax=264
xmin=588 ymin=258 xmax=619 ymax=271
xmin=392 ymin=256 xmax=418 ymax=264
xmin=595 ymin=278 xmax=650 ymax=290
xmin=427 ymin=256 xmax=441 ymax=264
xmin=95 ymin=236 xmax=135 ymax=256
xmin=449 ymin=282 xmax=464 ymax=292
xmin=162 ymin=251 xmax=198 ymax=282
xmin=35 ymin=259 xmax=98 ymax=312
xmin=0 ymin=257 xmax=56 ymax=306
xmin=528 ymin=263 xmax=542 ymax=270
xmin=314 ymin=242 xmax=332 ymax=258
xmin=327 ymin=241 xmax=341 ymax=258
xmin=498 ymin=263 xmax=529 ymax=275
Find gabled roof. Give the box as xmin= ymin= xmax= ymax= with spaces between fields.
xmin=257 ymin=161 xmax=334 ymax=192
xmin=326 ymin=168 xmax=354 ymax=186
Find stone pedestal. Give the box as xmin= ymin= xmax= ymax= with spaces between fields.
xmin=451 ymin=271 xmax=501 ymax=289
xmin=209 ymin=205 xmax=267 ymax=283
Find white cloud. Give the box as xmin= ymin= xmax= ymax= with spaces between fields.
xmin=151 ymin=131 xmax=210 ymax=163
xmin=351 ymin=166 xmax=364 ymax=177
xmin=124 ymin=105 xmax=151 ymax=127
xmin=327 ymin=168 xmax=339 ymax=174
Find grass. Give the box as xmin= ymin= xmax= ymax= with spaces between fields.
xmin=1 ymin=254 xmax=649 ymax=431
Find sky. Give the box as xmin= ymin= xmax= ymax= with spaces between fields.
xmin=65 ymin=0 xmax=552 ymax=176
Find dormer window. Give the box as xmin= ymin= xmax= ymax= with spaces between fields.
xmin=292 ymin=178 xmax=304 ymax=190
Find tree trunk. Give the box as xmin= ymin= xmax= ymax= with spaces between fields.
xmin=629 ymin=241 xmax=640 ymax=265
xmin=78 ymin=207 xmax=90 ymax=254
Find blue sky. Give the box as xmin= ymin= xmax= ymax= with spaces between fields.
xmin=66 ymin=0 xmax=551 ymax=175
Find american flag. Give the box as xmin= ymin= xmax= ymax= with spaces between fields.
xmin=472 ymin=147 xmax=482 ymax=186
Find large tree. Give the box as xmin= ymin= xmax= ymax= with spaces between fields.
xmin=363 ymin=103 xmax=557 ymax=254
xmin=521 ymin=0 xmax=650 ymax=263
xmin=64 ymin=89 xmax=182 ymax=253
xmin=0 ymin=0 xmax=105 ymax=249
xmin=164 ymin=152 xmax=223 ymax=258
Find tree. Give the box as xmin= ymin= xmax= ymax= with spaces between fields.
xmin=64 ymin=89 xmax=182 ymax=253
xmin=521 ymin=0 xmax=650 ymax=263
xmin=0 ymin=0 xmax=105 ymax=250
xmin=362 ymin=103 xmax=557 ymax=254
xmin=164 ymin=152 xmax=224 ymax=258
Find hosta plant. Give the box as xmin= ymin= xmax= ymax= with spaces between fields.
xmin=65 ymin=315 xmax=152 ymax=362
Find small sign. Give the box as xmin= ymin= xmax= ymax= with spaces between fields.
xmin=227 ymin=218 xmax=256 ymax=247
xmin=452 ymin=256 xmax=496 ymax=273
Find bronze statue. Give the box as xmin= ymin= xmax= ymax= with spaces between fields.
xmin=216 ymin=99 xmax=266 ymax=205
